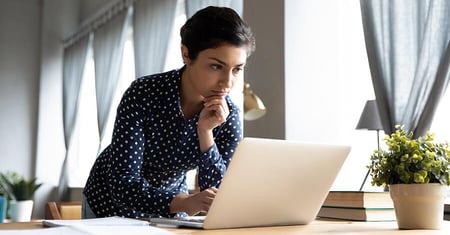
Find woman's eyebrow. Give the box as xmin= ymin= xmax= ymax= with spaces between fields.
xmin=208 ymin=57 xmax=245 ymax=67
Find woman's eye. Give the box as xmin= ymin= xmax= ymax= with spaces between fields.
xmin=211 ymin=64 xmax=222 ymax=70
xmin=233 ymin=67 xmax=243 ymax=74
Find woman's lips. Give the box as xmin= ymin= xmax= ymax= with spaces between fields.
xmin=213 ymin=90 xmax=228 ymax=96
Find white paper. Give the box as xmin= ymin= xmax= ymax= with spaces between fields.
xmin=68 ymin=225 xmax=176 ymax=235
xmin=42 ymin=216 xmax=150 ymax=227
xmin=0 ymin=217 xmax=176 ymax=234
xmin=0 ymin=226 xmax=85 ymax=235
xmin=0 ymin=225 xmax=176 ymax=235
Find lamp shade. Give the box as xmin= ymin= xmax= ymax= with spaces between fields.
xmin=356 ymin=100 xmax=383 ymax=131
xmin=243 ymin=83 xmax=266 ymax=121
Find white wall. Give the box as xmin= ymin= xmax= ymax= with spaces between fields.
xmin=284 ymin=0 xmax=383 ymax=191
xmin=0 ymin=0 xmax=41 ymax=178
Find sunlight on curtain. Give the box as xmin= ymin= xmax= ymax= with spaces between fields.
xmin=430 ymin=88 xmax=450 ymax=142
xmin=164 ymin=0 xmax=186 ymax=71
xmin=69 ymin=38 xmax=135 ymax=187
xmin=93 ymin=7 xmax=132 ymax=154
xmin=69 ymin=46 xmax=98 ymax=187
xmin=360 ymin=0 xmax=450 ymax=137
xmin=185 ymin=0 xmax=242 ymax=17
xmin=60 ymin=35 xmax=90 ymax=198
xmin=133 ymin=0 xmax=178 ymax=77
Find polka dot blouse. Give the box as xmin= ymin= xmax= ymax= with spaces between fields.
xmin=83 ymin=67 xmax=243 ymax=218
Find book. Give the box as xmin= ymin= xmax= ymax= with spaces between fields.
xmin=322 ymin=191 xmax=394 ymax=208
xmin=317 ymin=191 xmax=396 ymax=221
xmin=317 ymin=206 xmax=396 ymax=221
xmin=445 ymin=203 xmax=450 ymax=221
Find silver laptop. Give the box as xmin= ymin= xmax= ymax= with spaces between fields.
xmin=150 ymin=137 xmax=350 ymax=229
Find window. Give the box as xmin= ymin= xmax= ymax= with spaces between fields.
xmin=68 ymin=44 xmax=98 ymax=187
xmin=164 ymin=0 xmax=186 ymax=71
xmin=430 ymin=89 xmax=450 ymax=142
xmin=68 ymin=35 xmax=135 ymax=187
xmin=68 ymin=2 xmax=188 ymax=188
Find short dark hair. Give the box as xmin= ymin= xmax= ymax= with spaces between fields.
xmin=180 ymin=6 xmax=256 ymax=60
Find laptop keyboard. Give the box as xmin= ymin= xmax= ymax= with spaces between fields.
xmin=175 ymin=216 xmax=206 ymax=223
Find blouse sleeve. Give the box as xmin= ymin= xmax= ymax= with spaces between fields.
xmin=106 ymin=82 xmax=175 ymax=217
xmin=197 ymin=99 xmax=243 ymax=190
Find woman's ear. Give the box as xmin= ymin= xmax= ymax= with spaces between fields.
xmin=181 ymin=45 xmax=190 ymax=64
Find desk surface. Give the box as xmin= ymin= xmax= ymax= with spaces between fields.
xmin=1 ymin=220 xmax=450 ymax=234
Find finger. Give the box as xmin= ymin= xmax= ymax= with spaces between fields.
xmin=203 ymin=99 xmax=224 ymax=108
xmin=203 ymin=188 xmax=218 ymax=197
xmin=209 ymin=187 xmax=218 ymax=193
xmin=203 ymin=97 xmax=228 ymax=115
xmin=204 ymin=95 xmax=227 ymax=105
xmin=203 ymin=105 xmax=225 ymax=120
xmin=204 ymin=94 xmax=226 ymax=100
xmin=202 ymin=195 xmax=215 ymax=207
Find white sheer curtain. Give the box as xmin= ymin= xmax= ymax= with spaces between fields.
xmin=185 ymin=0 xmax=242 ymax=17
xmin=93 ymin=7 xmax=132 ymax=153
xmin=360 ymin=0 xmax=450 ymax=137
xmin=133 ymin=0 xmax=178 ymax=77
xmin=59 ymin=35 xmax=91 ymax=200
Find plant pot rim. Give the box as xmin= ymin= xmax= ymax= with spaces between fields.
xmin=9 ymin=200 xmax=34 ymax=203
xmin=389 ymin=183 xmax=447 ymax=194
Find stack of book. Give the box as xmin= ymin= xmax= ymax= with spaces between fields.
xmin=317 ymin=191 xmax=396 ymax=221
xmin=445 ymin=203 xmax=450 ymax=221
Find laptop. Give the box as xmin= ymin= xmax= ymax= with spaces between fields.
xmin=150 ymin=137 xmax=351 ymax=229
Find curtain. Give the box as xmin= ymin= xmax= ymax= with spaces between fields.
xmin=185 ymin=0 xmax=243 ymax=18
xmin=133 ymin=0 xmax=178 ymax=77
xmin=93 ymin=7 xmax=132 ymax=153
xmin=360 ymin=0 xmax=450 ymax=137
xmin=59 ymin=35 xmax=91 ymax=200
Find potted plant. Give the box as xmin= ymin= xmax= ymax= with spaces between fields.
xmin=0 ymin=183 xmax=7 ymax=223
xmin=0 ymin=172 xmax=42 ymax=222
xmin=368 ymin=125 xmax=450 ymax=229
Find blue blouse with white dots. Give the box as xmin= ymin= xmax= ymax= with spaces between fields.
xmin=83 ymin=67 xmax=243 ymax=218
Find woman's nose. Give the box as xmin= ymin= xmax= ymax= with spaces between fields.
xmin=220 ymin=71 xmax=234 ymax=88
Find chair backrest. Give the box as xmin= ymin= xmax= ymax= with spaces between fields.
xmin=45 ymin=201 xmax=82 ymax=220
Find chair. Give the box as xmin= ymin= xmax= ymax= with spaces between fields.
xmin=45 ymin=201 xmax=82 ymax=220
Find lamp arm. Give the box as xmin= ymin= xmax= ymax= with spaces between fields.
xmin=359 ymin=130 xmax=381 ymax=191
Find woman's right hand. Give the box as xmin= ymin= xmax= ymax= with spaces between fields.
xmin=170 ymin=187 xmax=218 ymax=216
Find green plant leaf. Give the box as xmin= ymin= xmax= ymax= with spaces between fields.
xmin=368 ymin=125 xmax=450 ymax=186
xmin=0 ymin=172 xmax=41 ymax=201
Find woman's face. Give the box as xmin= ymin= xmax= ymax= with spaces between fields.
xmin=182 ymin=44 xmax=247 ymax=100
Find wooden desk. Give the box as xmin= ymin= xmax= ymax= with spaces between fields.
xmin=1 ymin=220 xmax=450 ymax=234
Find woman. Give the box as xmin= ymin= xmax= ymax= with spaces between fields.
xmin=82 ymin=6 xmax=255 ymax=218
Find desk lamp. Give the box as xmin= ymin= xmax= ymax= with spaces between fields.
xmin=356 ymin=100 xmax=383 ymax=191
xmin=243 ymin=82 xmax=266 ymax=121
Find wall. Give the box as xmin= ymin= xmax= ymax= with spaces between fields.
xmin=243 ymin=0 xmax=285 ymax=139
xmin=0 ymin=0 xmax=41 ymax=178
xmin=284 ymin=0 xmax=377 ymax=190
